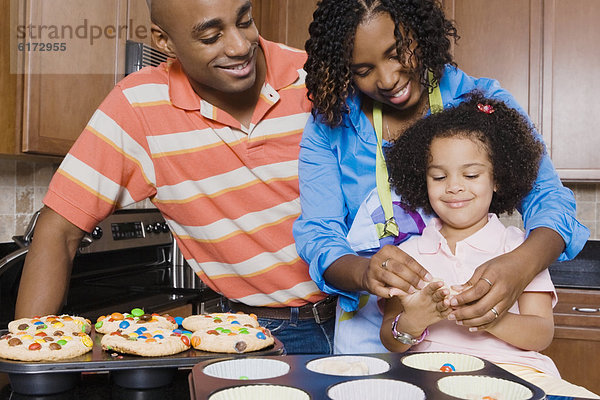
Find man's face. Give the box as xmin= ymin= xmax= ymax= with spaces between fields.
xmin=153 ymin=0 xmax=260 ymax=100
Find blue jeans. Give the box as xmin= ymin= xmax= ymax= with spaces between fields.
xmin=221 ymin=300 xmax=334 ymax=354
xmin=258 ymin=314 xmax=334 ymax=355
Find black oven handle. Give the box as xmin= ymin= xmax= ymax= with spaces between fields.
xmin=0 ymin=247 xmax=28 ymax=278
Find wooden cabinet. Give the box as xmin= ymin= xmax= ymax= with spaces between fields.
xmin=254 ymin=0 xmax=318 ymax=49
xmin=541 ymin=288 xmax=600 ymax=394
xmin=443 ymin=0 xmax=600 ymax=181
xmin=0 ymin=0 xmax=151 ymax=157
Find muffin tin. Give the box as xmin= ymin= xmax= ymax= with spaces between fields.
xmin=189 ymin=352 xmax=547 ymax=400
xmin=0 ymin=329 xmax=283 ymax=395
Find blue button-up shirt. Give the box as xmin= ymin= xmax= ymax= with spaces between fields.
xmin=293 ymin=65 xmax=589 ymax=311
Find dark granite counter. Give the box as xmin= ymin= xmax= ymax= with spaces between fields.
xmin=550 ymin=240 xmax=600 ymax=290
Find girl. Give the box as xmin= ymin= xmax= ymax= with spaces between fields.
xmin=380 ymin=94 xmax=598 ymax=398
xmin=293 ymin=0 xmax=588 ymax=354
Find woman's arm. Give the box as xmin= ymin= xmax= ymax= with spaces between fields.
xmin=482 ymin=291 xmax=555 ymax=352
xmin=294 ymin=115 xmax=431 ymax=309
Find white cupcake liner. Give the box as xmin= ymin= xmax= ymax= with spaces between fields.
xmin=306 ymin=355 xmax=390 ymax=376
xmin=328 ymin=378 xmax=426 ymax=400
xmin=203 ymin=358 xmax=290 ymax=380
xmin=402 ymin=352 xmax=485 ymax=372
xmin=437 ymin=375 xmax=533 ymax=399
xmin=208 ymin=384 xmax=309 ymax=400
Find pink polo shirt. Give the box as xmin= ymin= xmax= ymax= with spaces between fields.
xmin=401 ymin=214 xmax=560 ymax=376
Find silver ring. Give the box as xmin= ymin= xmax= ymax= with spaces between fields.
xmin=481 ymin=277 xmax=493 ymax=287
xmin=490 ymin=307 xmax=499 ymax=319
xmin=381 ymin=258 xmax=390 ymax=269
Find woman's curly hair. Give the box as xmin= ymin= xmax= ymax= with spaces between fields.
xmin=385 ymin=92 xmax=544 ymax=216
xmin=304 ymin=0 xmax=458 ymax=127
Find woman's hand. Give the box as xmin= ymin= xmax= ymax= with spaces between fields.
xmin=324 ymin=245 xmax=432 ymax=299
xmin=365 ymin=245 xmax=432 ymax=298
xmin=448 ymin=227 xmax=564 ymax=329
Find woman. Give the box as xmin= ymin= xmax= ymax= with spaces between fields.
xmin=293 ymin=0 xmax=588 ymax=353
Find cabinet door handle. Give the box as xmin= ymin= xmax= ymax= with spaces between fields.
xmin=572 ymin=306 xmax=600 ymax=313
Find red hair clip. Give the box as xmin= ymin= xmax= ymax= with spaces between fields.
xmin=477 ymin=103 xmax=495 ymax=114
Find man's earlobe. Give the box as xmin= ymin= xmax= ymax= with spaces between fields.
xmin=151 ymin=23 xmax=176 ymax=58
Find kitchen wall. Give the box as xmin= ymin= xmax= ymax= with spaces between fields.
xmin=0 ymin=157 xmax=153 ymax=242
xmin=0 ymin=157 xmax=599 ymax=243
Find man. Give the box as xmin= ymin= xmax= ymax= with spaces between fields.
xmin=15 ymin=0 xmax=335 ymax=354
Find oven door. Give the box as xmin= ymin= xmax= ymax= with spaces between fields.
xmin=0 ymin=248 xmax=28 ymax=329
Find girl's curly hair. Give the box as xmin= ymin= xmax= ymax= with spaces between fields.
xmin=304 ymin=0 xmax=458 ymax=127
xmin=385 ymin=92 xmax=544 ymax=216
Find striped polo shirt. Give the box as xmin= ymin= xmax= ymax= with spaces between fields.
xmin=44 ymin=37 xmax=327 ymax=307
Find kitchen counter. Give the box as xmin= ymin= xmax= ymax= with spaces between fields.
xmin=0 ymin=370 xmax=191 ymax=400
xmin=550 ymin=240 xmax=600 ymax=289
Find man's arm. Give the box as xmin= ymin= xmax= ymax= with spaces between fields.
xmin=15 ymin=206 xmax=86 ymax=318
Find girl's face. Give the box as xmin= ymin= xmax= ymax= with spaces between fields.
xmin=426 ymin=136 xmax=496 ymax=240
xmin=350 ymin=13 xmax=424 ymax=112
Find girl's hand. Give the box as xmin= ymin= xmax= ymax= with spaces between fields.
xmin=364 ymin=245 xmax=432 ymax=299
xmin=391 ymin=280 xmax=451 ymax=330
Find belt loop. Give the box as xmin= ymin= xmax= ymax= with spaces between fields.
xmin=290 ymin=307 xmax=299 ymax=325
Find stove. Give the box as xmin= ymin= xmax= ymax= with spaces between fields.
xmin=0 ymin=208 xmax=220 ymax=329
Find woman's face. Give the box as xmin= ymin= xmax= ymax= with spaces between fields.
xmin=350 ymin=13 xmax=424 ymax=111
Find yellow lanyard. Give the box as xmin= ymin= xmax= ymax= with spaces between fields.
xmin=374 ymin=71 xmax=443 ymax=239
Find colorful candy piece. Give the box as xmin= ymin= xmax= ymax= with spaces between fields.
xmin=131 ymin=308 xmax=144 ymax=317
xmin=440 ymin=363 xmax=455 ymax=372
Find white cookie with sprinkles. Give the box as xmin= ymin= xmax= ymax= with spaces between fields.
xmin=190 ymin=325 xmax=274 ymax=353
xmin=100 ymin=328 xmax=191 ymax=357
xmin=182 ymin=313 xmax=259 ymax=332
xmin=9 ymin=315 xmax=91 ymax=335
xmin=94 ymin=308 xmax=177 ymax=334
xmin=0 ymin=330 xmax=93 ymax=361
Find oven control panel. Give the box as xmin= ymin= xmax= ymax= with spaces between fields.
xmin=78 ymin=209 xmax=173 ymax=254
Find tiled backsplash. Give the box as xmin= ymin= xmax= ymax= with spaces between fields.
xmin=0 ymin=157 xmax=599 ymax=243
xmin=0 ymin=158 xmax=154 ymax=242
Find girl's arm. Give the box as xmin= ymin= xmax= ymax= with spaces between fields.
xmin=380 ymin=281 xmax=449 ymax=352
xmin=482 ymin=291 xmax=555 ymax=352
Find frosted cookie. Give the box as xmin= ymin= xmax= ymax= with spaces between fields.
xmin=9 ymin=315 xmax=91 ymax=335
xmin=190 ymin=325 xmax=274 ymax=353
xmin=100 ymin=328 xmax=190 ymax=357
xmin=94 ymin=308 xmax=177 ymax=334
xmin=0 ymin=330 xmax=93 ymax=361
xmin=182 ymin=313 xmax=259 ymax=332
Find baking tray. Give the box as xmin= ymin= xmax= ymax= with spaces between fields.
xmin=0 ymin=329 xmax=283 ymax=395
xmin=188 ymin=353 xmax=548 ymax=400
